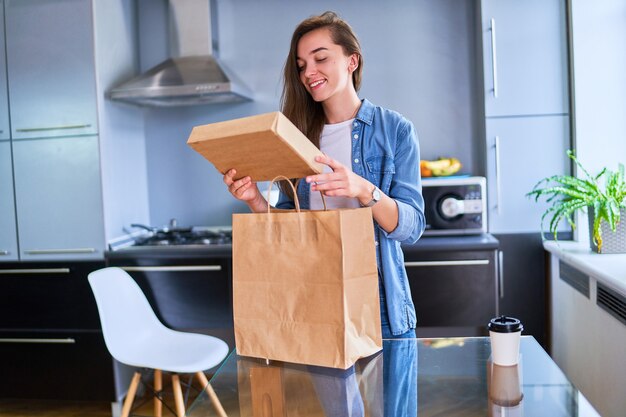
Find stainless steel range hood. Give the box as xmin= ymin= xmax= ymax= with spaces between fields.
xmin=108 ymin=0 xmax=252 ymax=107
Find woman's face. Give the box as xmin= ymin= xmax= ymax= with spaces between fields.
xmin=296 ymin=28 xmax=357 ymax=103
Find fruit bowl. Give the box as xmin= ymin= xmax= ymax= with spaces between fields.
xmin=420 ymin=157 xmax=462 ymax=177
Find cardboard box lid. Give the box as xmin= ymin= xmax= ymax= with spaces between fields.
xmin=187 ymin=112 xmax=324 ymax=181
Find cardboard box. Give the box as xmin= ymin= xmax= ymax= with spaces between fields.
xmin=187 ymin=112 xmax=324 ymax=181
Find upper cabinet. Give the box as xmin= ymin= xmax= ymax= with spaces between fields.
xmin=4 ymin=0 xmax=98 ymax=140
xmin=0 ymin=0 xmax=18 ymax=261
xmin=481 ymin=0 xmax=569 ymax=117
xmin=0 ymin=0 xmax=106 ymax=261
xmin=0 ymin=141 xmax=18 ymax=261
xmin=480 ymin=0 xmax=571 ymax=234
xmin=0 ymin=0 xmax=9 ymax=141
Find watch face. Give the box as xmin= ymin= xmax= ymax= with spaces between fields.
xmin=373 ymin=187 xmax=381 ymax=201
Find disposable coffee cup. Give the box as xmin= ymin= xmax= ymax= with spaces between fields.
xmin=488 ymin=316 xmax=523 ymax=366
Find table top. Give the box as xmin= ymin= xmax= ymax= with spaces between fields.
xmin=187 ymin=336 xmax=599 ymax=417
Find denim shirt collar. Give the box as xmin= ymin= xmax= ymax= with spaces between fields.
xmin=355 ymin=98 xmax=375 ymax=126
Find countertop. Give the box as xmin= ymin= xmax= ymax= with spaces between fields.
xmin=544 ymin=240 xmax=626 ymax=296
xmin=187 ymin=336 xmax=599 ymax=417
xmin=106 ymin=233 xmax=499 ymax=260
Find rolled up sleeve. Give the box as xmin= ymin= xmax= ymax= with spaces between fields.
xmin=382 ymin=120 xmax=426 ymax=244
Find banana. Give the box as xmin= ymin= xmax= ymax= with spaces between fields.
xmin=420 ymin=157 xmax=462 ymax=177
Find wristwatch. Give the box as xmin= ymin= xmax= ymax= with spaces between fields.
xmin=363 ymin=186 xmax=381 ymax=207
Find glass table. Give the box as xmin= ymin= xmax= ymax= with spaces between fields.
xmin=187 ymin=336 xmax=600 ymax=416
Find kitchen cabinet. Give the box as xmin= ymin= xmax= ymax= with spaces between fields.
xmin=0 ymin=0 xmax=9 ymax=141
xmin=485 ymin=115 xmax=570 ymax=233
xmin=495 ymin=233 xmax=548 ymax=348
xmin=12 ymin=135 xmax=105 ymax=260
xmin=0 ymin=0 xmax=111 ymax=262
xmin=0 ymin=261 xmax=115 ymax=401
xmin=479 ymin=0 xmax=570 ymax=348
xmin=0 ymin=141 xmax=18 ymax=261
xmin=546 ymin=250 xmax=626 ymax=416
xmin=4 ymin=0 xmax=98 ymax=140
xmin=480 ymin=0 xmax=570 ymax=234
xmin=106 ymin=253 xmax=236 ymax=350
xmin=481 ymin=0 xmax=569 ymax=117
xmin=403 ymin=235 xmax=499 ymax=337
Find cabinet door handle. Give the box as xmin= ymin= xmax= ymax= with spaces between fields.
xmin=0 ymin=268 xmax=71 ymax=274
xmin=24 ymin=248 xmax=97 ymax=255
xmin=0 ymin=250 xmax=10 ymax=256
xmin=405 ymin=260 xmax=489 ymax=267
xmin=0 ymin=338 xmax=76 ymax=344
xmin=120 ymin=265 xmax=222 ymax=272
xmin=493 ymin=135 xmax=502 ymax=214
xmin=490 ymin=18 xmax=499 ymax=98
xmin=15 ymin=124 xmax=92 ymax=133
xmin=498 ymin=250 xmax=504 ymax=299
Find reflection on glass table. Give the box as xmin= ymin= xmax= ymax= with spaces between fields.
xmin=187 ymin=336 xmax=600 ymax=417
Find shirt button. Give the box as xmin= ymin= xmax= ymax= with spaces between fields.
xmin=353 ymin=122 xmax=358 ymax=126
xmin=375 ymin=241 xmax=379 ymax=246
xmin=354 ymin=158 xmax=359 ymax=163
xmin=353 ymin=134 xmax=359 ymax=139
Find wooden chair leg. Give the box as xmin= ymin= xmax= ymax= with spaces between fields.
xmin=172 ymin=374 xmax=185 ymax=417
xmin=196 ymin=371 xmax=228 ymax=417
xmin=154 ymin=369 xmax=162 ymax=417
xmin=121 ymin=371 xmax=142 ymax=417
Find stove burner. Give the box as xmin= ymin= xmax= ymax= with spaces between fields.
xmin=134 ymin=229 xmax=232 ymax=247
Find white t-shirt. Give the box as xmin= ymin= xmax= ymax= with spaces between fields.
xmin=310 ymin=118 xmax=361 ymax=210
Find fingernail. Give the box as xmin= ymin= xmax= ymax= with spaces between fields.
xmin=306 ymin=177 xmax=311 ymax=183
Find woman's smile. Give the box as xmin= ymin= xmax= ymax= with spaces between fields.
xmin=309 ymin=79 xmax=327 ymax=90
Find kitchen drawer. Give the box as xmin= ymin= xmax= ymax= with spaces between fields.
xmin=0 ymin=261 xmax=104 ymax=330
xmin=107 ymin=257 xmax=234 ymax=347
xmin=405 ymin=249 xmax=498 ymax=333
xmin=0 ymin=330 xmax=115 ymax=401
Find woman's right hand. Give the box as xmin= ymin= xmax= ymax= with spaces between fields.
xmin=223 ymin=169 xmax=267 ymax=212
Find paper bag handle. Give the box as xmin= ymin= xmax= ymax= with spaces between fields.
xmin=267 ymin=175 xmax=327 ymax=213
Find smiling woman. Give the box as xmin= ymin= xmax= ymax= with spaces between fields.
xmin=221 ymin=11 xmax=426 ymax=340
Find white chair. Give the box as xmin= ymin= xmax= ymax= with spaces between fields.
xmin=88 ymin=267 xmax=229 ymax=417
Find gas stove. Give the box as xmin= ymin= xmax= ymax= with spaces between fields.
xmin=134 ymin=229 xmax=232 ymax=247
xmin=108 ymin=225 xmax=232 ymax=253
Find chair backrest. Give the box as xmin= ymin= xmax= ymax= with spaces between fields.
xmin=88 ymin=267 xmax=166 ymax=363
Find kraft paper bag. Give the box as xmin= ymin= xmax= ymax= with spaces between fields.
xmin=232 ymin=177 xmax=382 ymax=369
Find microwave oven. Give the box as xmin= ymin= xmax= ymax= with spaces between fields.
xmin=421 ymin=176 xmax=487 ymax=236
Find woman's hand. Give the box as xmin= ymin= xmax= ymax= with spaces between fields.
xmin=305 ymin=155 xmax=371 ymax=205
xmin=306 ymin=155 xmax=399 ymax=232
xmin=223 ymin=169 xmax=267 ymax=212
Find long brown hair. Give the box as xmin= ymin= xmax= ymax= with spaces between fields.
xmin=279 ymin=11 xmax=363 ymax=199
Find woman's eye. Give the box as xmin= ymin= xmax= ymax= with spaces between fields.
xmin=316 ymin=57 xmax=327 ymax=63
xmin=297 ymin=66 xmax=304 ymax=72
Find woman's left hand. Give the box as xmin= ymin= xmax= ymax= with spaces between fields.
xmin=305 ymin=155 xmax=370 ymax=205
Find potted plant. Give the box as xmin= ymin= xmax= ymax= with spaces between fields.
xmin=527 ymin=150 xmax=626 ymax=254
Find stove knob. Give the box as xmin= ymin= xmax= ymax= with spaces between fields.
xmin=440 ymin=197 xmax=464 ymax=219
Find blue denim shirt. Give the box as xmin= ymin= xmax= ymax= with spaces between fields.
xmin=276 ymin=99 xmax=426 ymax=335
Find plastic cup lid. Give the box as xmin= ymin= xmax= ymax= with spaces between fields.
xmin=488 ymin=316 xmax=523 ymax=333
